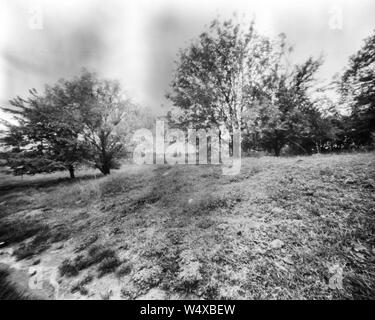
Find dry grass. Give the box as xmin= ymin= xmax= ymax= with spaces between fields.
xmin=0 ymin=153 xmax=374 ymax=299
xmin=59 ymin=245 xmax=119 ymax=277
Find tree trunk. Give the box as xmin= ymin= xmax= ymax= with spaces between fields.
xmin=100 ymin=162 xmax=111 ymax=175
xmin=100 ymin=144 xmax=111 ymax=175
xmin=68 ymin=165 xmax=75 ymax=179
xmin=274 ymin=142 xmax=281 ymax=157
xmin=316 ymin=141 xmax=321 ymax=154
xmin=102 ymin=166 xmax=110 ymax=175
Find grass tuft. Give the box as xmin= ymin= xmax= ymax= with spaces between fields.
xmin=59 ymin=245 xmax=119 ymax=278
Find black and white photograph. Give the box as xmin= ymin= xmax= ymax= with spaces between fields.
xmin=0 ymin=0 xmax=374 ymax=303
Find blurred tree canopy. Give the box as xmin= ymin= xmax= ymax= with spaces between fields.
xmin=339 ymin=30 xmax=375 ymax=147
xmin=0 ymin=71 xmax=153 ymax=177
xmin=167 ymin=17 xmax=344 ymax=156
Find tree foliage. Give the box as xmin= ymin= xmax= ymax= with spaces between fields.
xmin=1 ymin=71 xmax=149 ymax=177
xmin=167 ymin=18 xmax=274 ymax=132
xmin=167 ymin=17 xmax=336 ymax=156
xmin=1 ymin=88 xmax=87 ymax=177
xmin=339 ymin=30 xmax=375 ymax=146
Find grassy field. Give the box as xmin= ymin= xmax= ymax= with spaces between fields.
xmin=0 ymin=152 xmax=374 ymax=299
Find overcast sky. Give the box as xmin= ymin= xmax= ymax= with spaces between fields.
xmin=1 ymin=0 xmax=375 ymax=125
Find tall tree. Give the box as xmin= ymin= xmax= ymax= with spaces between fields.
xmin=167 ymin=18 xmax=273 ymax=133
xmin=246 ymin=49 xmax=324 ymax=155
xmin=1 ymin=71 xmax=148 ymax=177
xmin=339 ymin=30 xmax=375 ymax=146
xmin=1 ymin=88 xmax=87 ymax=178
xmin=167 ymin=18 xmax=328 ymax=156
xmin=46 ymin=71 xmax=139 ymax=175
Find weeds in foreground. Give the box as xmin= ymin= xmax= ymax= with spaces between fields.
xmin=13 ymin=225 xmax=71 ymax=260
xmin=59 ymin=245 xmax=119 ymax=278
xmin=70 ymin=274 xmax=93 ymax=295
xmin=1 ymin=153 xmax=375 ymax=299
xmin=0 ymin=220 xmax=45 ymax=247
xmin=97 ymin=256 xmax=121 ymax=278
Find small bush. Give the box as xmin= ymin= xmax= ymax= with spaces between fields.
xmin=176 ymin=261 xmax=202 ymax=292
xmin=59 ymin=259 xmax=79 ymax=277
xmin=116 ymin=263 xmax=132 ymax=278
xmin=13 ymin=225 xmax=70 ymax=260
xmin=120 ymin=287 xmax=135 ymax=299
xmin=49 ymin=226 xmax=71 ymax=243
xmin=0 ymin=269 xmax=29 ymax=300
xmin=70 ymin=282 xmax=89 ymax=295
xmin=88 ymin=246 xmax=116 ymax=263
xmin=97 ymin=256 xmax=121 ymax=278
xmin=202 ymin=282 xmax=220 ymax=299
xmin=132 ymin=266 xmax=163 ymax=288
xmin=59 ymin=245 xmax=118 ymax=277
xmin=174 ymin=250 xmax=203 ymax=293
xmin=71 ymin=274 xmax=93 ymax=295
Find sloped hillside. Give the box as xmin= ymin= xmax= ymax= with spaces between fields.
xmin=0 ymin=153 xmax=374 ymax=299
